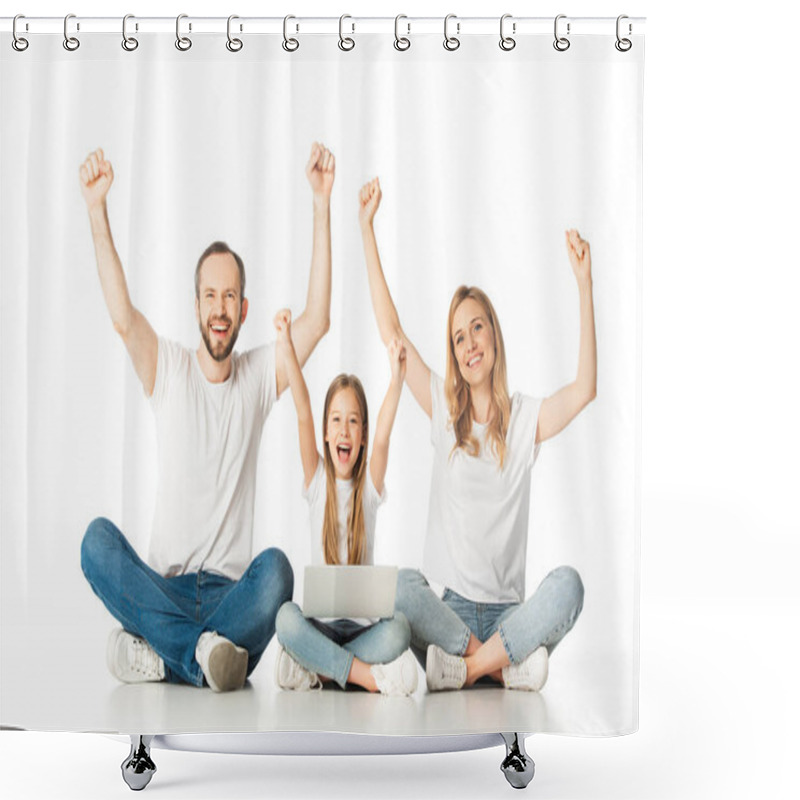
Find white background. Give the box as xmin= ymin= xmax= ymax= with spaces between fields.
xmin=1 ymin=0 xmax=798 ymax=798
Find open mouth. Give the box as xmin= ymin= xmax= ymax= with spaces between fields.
xmin=210 ymin=320 xmax=231 ymax=339
xmin=466 ymin=353 xmax=483 ymax=369
xmin=336 ymin=443 xmax=352 ymax=464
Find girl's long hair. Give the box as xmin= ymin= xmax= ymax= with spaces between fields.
xmin=322 ymin=374 xmax=369 ymax=565
xmin=445 ymin=286 xmax=511 ymax=467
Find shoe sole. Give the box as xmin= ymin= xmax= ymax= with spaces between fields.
xmin=207 ymin=641 xmax=248 ymax=692
xmin=106 ymin=628 xmax=126 ymax=679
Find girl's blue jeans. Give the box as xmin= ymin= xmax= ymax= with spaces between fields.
xmin=80 ymin=516 xmax=294 ymax=686
xmin=275 ymin=601 xmax=411 ymax=689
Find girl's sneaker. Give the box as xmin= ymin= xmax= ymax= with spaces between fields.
xmin=501 ymin=646 xmax=549 ymax=691
xmin=370 ymin=650 xmax=419 ymax=696
xmin=274 ymin=646 xmax=321 ymax=691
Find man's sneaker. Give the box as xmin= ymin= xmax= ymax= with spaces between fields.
xmin=107 ymin=628 xmax=165 ymax=684
xmin=502 ymin=646 xmax=549 ymax=692
xmin=195 ymin=631 xmax=248 ymax=692
xmin=425 ymin=644 xmax=467 ymax=691
xmin=370 ymin=650 xmax=419 ymax=696
xmin=274 ymin=646 xmax=321 ymax=691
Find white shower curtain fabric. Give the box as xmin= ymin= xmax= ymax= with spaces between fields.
xmin=0 ymin=28 xmax=643 ymax=736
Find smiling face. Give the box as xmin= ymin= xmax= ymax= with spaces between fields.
xmin=324 ymin=386 xmax=366 ymax=480
xmin=451 ymin=296 xmax=496 ymax=389
xmin=195 ymin=252 xmax=248 ymax=363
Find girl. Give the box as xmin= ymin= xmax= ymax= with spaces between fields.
xmin=359 ymin=177 xmax=593 ymax=692
xmin=273 ymin=309 xmax=418 ymax=696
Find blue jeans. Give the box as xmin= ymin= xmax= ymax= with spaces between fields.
xmin=80 ymin=517 xmax=294 ymax=687
xmin=395 ymin=566 xmax=584 ymax=666
xmin=275 ymin=601 xmax=411 ymax=689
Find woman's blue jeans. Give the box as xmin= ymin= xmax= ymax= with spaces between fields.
xmin=395 ymin=566 xmax=584 ymax=666
xmin=80 ymin=516 xmax=294 ymax=687
xmin=275 ymin=601 xmax=411 ymax=689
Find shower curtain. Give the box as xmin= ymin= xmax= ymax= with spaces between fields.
xmin=0 ymin=17 xmax=643 ymax=737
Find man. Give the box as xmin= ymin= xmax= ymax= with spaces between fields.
xmin=79 ymin=143 xmax=335 ymax=691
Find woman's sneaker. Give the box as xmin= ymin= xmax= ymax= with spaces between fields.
xmin=425 ymin=644 xmax=467 ymax=691
xmin=107 ymin=628 xmax=165 ymax=684
xmin=274 ymin=646 xmax=321 ymax=691
xmin=370 ymin=650 xmax=419 ymax=696
xmin=502 ymin=646 xmax=549 ymax=691
xmin=195 ymin=631 xmax=248 ymax=692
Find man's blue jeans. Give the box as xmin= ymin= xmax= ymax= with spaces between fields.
xmin=395 ymin=566 xmax=584 ymax=667
xmin=80 ymin=517 xmax=294 ymax=687
xmin=275 ymin=601 xmax=411 ymax=689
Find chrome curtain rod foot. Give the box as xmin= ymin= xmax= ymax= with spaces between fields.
xmin=121 ymin=735 xmax=156 ymax=791
xmin=500 ymin=732 xmax=535 ymax=789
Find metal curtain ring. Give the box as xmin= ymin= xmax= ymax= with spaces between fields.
xmin=443 ymin=14 xmax=460 ymax=51
xmin=553 ymin=14 xmax=570 ymax=52
xmin=12 ymin=15 xmax=29 ymax=51
xmin=615 ymin=14 xmax=632 ymax=52
xmin=338 ymin=14 xmax=355 ymax=51
xmin=63 ymin=13 xmax=80 ymax=51
xmin=394 ymin=14 xmax=410 ymax=51
xmin=122 ymin=14 xmax=139 ymax=51
xmin=176 ymin=14 xmax=192 ymax=51
xmin=283 ymin=15 xmax=299 ymax=52
xmin=227 ymin=15 xmax=243 ymax=52
xmin=499 ymin=13 xmax=516 ymax=51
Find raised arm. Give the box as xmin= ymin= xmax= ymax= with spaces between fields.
xmin=276 ymin=142 xmax=335 ymax=397
xmin=274 ymin=309 xmax=319 ymax=488
xmin=79 ymin=148 xmax=158 ymax=396
xmin=536 ymin=229 xmax=597 ymax=443
xmin=359 ymin=178 xmax=432 ymax=418
xmin=369 ymin=338 xmax=406 ymax=494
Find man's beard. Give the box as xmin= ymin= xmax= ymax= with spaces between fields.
xmin=200 ymin=315 xmax=241 ymax=363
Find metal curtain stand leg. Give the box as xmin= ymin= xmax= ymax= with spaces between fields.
xmin=500 ymin=732 xmax=535 ymax=789
xmin=121 ymin=735 xmax=156 ymax=791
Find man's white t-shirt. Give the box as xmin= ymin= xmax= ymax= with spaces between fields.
xmin=303 ymin=456 xmax=386 ymax=566
xmin=147 ymin=337 xmax=277 ymax=580
xmin=424 ymin=372 xmax=542 ymax=604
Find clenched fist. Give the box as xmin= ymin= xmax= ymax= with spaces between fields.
xmin=79 ymin=148 xmax=114 ymax=210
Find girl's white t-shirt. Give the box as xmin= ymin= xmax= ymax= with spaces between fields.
xmin=303 ymin=456 xmax=386 ymax=566
xmin=424 ymin=372 xmax=543 ymax=604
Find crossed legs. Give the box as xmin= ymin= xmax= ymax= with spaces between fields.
xmin=80 ymin=517 xmax=293 ymax=687
xmin=395 ymin=566 xmax=584 ymax=688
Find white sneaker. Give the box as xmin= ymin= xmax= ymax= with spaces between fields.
xmin=107 ymin=628 xmax=165 ymax=684
xmin=502 ymin=646 xmax=549 ymax=691
xmin=425 ymin=644 xmax=466 ymax=691
xmin=274 ymin=646 xmax=321 ymax=691
xmin=195 ymin=631 xmax=248 ymax=692
xmin=370 ymin=650 xmax=419 ymax=696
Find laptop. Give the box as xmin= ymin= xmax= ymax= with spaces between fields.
xmin=302 ymin=565 xmax=398 ymax=619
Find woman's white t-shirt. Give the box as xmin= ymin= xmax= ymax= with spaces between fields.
xmin=303 ymin=457 xmax=386 ymax=566
xmin=424 ymin=373 xmax=543 ymax=604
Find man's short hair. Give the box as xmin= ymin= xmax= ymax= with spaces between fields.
xmin=195 ymin=241 xmax=246 ymax=300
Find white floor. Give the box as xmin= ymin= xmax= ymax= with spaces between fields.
xmin=0 ymin=618 xmax=632 ymax=738
xmin=3 ymin=595 xmax=798 ymax=799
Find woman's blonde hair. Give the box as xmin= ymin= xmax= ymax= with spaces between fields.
xmin=322 ymin=374 xmax=369 ymax=565
xmin=445 ymin=286 xmax=511 ymax=467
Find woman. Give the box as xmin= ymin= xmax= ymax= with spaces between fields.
xmin=358 ymin=177 xmax=594 ymax=692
